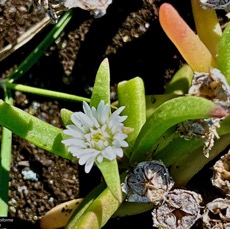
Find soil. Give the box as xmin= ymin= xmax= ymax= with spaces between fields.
xmin=0 ymin=0 xmax=229 ymax=228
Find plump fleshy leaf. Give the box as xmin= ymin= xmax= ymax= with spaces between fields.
xmin=130 ymin=96 xmax=227 ymax=164
xmin=90 ymin=58 xmax=122 ymax=202
xmin=117 ymin=77 xmax=146 ymax=157
xmin=153 ymin=121 xmax=230 ymax=186
xmin=170 ymin=133 xmax=230 ymax=186
xmin=159 ymin=3 xmax=216 ymax=72
xmin=153 ymin=131 xmax=203 ymax=166
xmin=191 ymin=0 xmax=222 ymax=59
xmin=95 ymin=159 xmax=122 ymax=202
xmin=164 ymin=64 xmax=193 ymax=95
xmin=0 ymin=100 xmax=72 ymax=160
xmin=69 ymin=187 xmax=123 ymax=229
xmin=60 ymin=108 xmax=73 ymax=126
xmin=0 ymin=91 xmax=13 ymax=217
xmin=217 ymin=24 xmax=230 ymax=84
xmin=66 ymin=183 xmax=106 ymax=228
xmin=145 ymin=94 xmax=179 ymax=118
xmin=66 ymin=173 xmax=126 ymax=229
xmin=90 ymin=58 xmax=110 ymax=107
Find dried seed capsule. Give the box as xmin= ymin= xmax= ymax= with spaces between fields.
xmin=122 ymin=160 xmax=174 ymax=205
xmin=211 ymin=150 xmax=230 ymax=196
xmin=200 ymin=0 xmax=230 ymax=12
xmin=202 ymin=198 xmax=230 ymax=229
xmin=177 ymin=118 xmax=220 ymax=157
xmin=152 ymin=189 xmax=202 ymax=229
xmin=188 ymin=68 xmax=230 ymax=111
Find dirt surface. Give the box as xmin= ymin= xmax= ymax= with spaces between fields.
xmin=0 ymin=0 xmax=229 ymax=228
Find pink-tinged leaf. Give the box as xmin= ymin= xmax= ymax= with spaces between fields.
xmin=208 ymin=106 xmax=228 ymax=118
xmin=159 ymin=3 xmax=216 ymax=72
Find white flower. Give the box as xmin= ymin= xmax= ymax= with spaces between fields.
xmin=62 ymin=100 xmax=128 ymax=173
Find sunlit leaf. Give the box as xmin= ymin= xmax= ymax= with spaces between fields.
xmin=90 ymin=58 xmax=122 ymax=202
xmin=66 ymin=173 xmax=126 ymax=229
xmin=217 ymin=24 xmax=230 ymax=84
xmin=90 ymin=58 xmax=110 ymax=107
xmin=164 ymin=64 xmax=193 ymax=95
xmin=0 ymin=100 xmax=72 ymax=160
xmin=191 ymin=0 xmax=221 ymax=59
xmin=117 ymin=77 xmax=146 ymax=157
xmin=130 ymin=96 xmax=227 ymax=164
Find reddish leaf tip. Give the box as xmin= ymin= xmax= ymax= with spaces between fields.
xmin=209 ymin=106 xmax=228 ymax=118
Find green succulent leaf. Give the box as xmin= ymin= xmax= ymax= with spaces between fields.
xmin=150 ymin=106 xmax=230 ymax=187
xmin=66 ymin=183 xmax=106 ymax=229
xmin=130 ymin=96 xmax=227 ymax=164
xmin=113 ymin=202 xmax=153 ymax=218
xmin=0 ymin=90 xmax=13 ymax=216
xmin=69 ymin=187 xmax=123 ymax=229
xmin=90 ymin=58 xmax=122 ymax=202
xmin=117 ymin=77 xmax=146 ymax=157
xmin=0 ymin=100 xmax=72 ymax=160
xmin=164 ymin=64 xmax=193 ymax=95
xmin=170 ymin=133 xmax=230 ymax=186
xmin=146 ymin=94 xmax=179 ymax=118
xmin=90 ymin=58 xmax=110 ymax=107
xmin=153 ymin=132 xmax=203 ymax=166
xmin=217 ymin=24 xmax=230 ymax=84
xmin=191 ymin=0 xmax=221 ymax=59
xmin=95 ymin=159 xmax=122 ymax=202
xmin=66 ymin=173 xmax=126 ymax=229
xmin=60 ymin=108 xmax=73 ymax=126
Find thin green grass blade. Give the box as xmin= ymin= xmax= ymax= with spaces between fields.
xmin=7 ymin=9 xmax=73 ymax=82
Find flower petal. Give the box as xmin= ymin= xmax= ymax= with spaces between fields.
xmin=61 ymin=100 xmax=129 ymax=173
xmin=83 ymin=101 xmax=100 ymax=128
xmin=84 ymin=157 xmax=96 ymax=173
xmin=102 ymin=146 xmax=117 ymax=160
xmin=112 ymin=147 xmax=124 ymax=157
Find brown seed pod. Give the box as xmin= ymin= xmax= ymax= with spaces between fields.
xmin=211 ymin=150 xmax=230 ymax=196
xmin=152 ymin=189 xmax=202 ymax=229
xmin=122 ymin=160 xmax=174 ymax=205
xmin=202 ymin=198 xmax=230 ymax=229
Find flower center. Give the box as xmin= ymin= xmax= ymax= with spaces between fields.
xmin=92 ymin=132 xmax=104 ymax=142
xmin=85 ymin=127 xmax=112 ymax=150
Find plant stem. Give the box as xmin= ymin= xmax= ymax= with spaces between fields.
xmin=5 ymin=82 xmax=90 ymax=103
